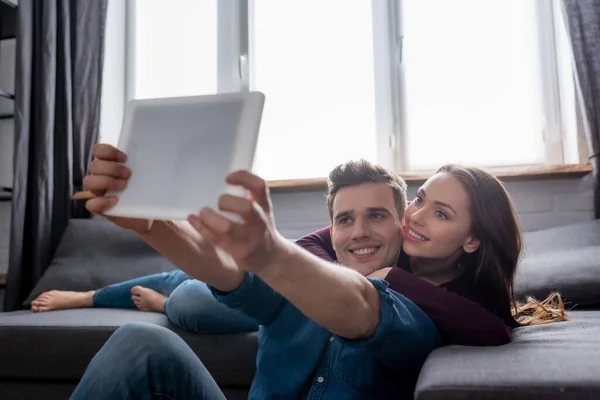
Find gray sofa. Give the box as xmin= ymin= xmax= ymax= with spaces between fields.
xmin=1 ymin=218 xmax=599 ymax=399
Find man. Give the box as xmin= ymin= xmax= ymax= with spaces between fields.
xmin=71 ymin=145 xmax=440 ymax=399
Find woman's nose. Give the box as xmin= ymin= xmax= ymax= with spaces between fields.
xmin=409 ymin=208 xmax=426 ymax=227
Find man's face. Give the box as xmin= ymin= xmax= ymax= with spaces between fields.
xmin=331 ymin=183 xmax=404 ymax=276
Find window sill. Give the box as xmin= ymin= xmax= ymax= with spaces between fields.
xmin=267 ymin=163 xmax=593 ymax=193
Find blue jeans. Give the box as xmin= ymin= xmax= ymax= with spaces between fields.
xmin=70 ymin=322 xmax=227 ymax=400
xmin=93 ymin=270 xmax=257 ymax=334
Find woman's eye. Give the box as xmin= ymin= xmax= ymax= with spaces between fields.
xmin=435 ymin=211 xmax=448 ymax=220
xmin=415 ymin=195 xmax=424 ymax=204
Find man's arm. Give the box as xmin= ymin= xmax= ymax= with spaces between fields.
xmin=210 ymin=272 xmax=286 ymax=325
xmin=299 ymin=226 xmax=510 ymax=346
xmin=139 ymin=220 xmax=245 ymax=292
xmin=258 ymin=240 xmax=382 ymax=339
xmin=336 ymin=278 xmax=441 ymax=373
xmin=189 ymin=171 xmax=383 ymax=339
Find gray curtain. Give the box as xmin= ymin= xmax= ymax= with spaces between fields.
xmin=4 ymin=0 xmax=108 ymax=311
xmin=562 ymin=0 xmax=600 ymax=218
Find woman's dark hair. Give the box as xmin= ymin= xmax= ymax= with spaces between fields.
xmin=438 ymin=164 xmax=567 ymax=327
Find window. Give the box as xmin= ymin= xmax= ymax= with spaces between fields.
xmin=127 ymin=0 xmax=579 ymax=180
xmin=401 ymin=0 xmax=549 ymax=170
xmin=131 ymin=0 xmax=218 ymax=100
xmin=250 ymin=0 xmax=378 ymax=180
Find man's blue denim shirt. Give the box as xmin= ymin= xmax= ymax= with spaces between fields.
xmin=211 ymin=273 xmax=440 ymax=399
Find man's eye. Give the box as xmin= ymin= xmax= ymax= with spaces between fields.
xmin=370 ymin=214 xmax=384 ymax=220
xmin=340 ymin=217 xmax=352 ymax=224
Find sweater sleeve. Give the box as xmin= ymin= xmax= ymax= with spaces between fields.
xmin=293 ymin=226 xmax=337 ymax=262
xmin=385 ymin=267 xmax=511 ymax=346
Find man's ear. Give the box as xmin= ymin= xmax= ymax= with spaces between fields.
xmin=463 ymin=236 xmax=480 ymax=253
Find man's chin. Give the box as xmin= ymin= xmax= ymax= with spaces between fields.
xmin=349 ymin=262 xmax=382 ymax=277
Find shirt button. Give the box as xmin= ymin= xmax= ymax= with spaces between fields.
xmin=329 ymin=336 xmax=334 ymax=342
xmin=317 ymin=376 xmax=324 ymax=383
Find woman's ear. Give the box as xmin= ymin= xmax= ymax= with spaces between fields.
xmin=463 ymin=236 xmax=480 ymax=253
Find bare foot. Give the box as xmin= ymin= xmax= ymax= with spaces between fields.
xmin=31 ymin=290 xmax=95 ymax=313
xmin=131 ymin=286 xmax=167 ymax=313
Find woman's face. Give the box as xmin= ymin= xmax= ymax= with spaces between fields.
xmin=403 ymin=172 xmax=480 ymax=259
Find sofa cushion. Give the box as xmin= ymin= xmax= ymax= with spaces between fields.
xmin=516 ymin=219 xmax=600 ymax=306
xmin=415 ymin=310 xmax=600 ymax=400
xmin=0 ymin=309 xmax=258 ymax=387
xmin=24 ymin=218 xmax=176 ymax=305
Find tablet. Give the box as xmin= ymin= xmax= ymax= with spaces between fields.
xmin=103 ymin=91 xmax=265 ymax=220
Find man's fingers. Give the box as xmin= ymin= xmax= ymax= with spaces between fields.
xmin=92 ymin=143 xmax=127 ymax=162
xmin=218 ymin=194 xmax=260 ymax=223
xmin=88 ymin=159 xmax=130 ymax=179
xmin=187 ymin=214 xmax=222 ymax=245
xmin=226 ymin=171 xmax=271 ymax=213
xmin=196 ymin=207 xmax=237 ymax=235
xmin=83 ymin=175 xmax=128 ymax=197
xmin=85 ymin=196 xmax=118 ymax=215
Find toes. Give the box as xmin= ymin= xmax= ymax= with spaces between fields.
xmin=131 ymin=286 xmax=143 ymax=295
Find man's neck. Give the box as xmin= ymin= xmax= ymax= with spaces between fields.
xmin=409 ymin=255 xmax=462 ymax=286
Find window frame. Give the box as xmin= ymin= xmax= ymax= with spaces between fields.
xmin=118 ymin=0 xmax=586 ymax=181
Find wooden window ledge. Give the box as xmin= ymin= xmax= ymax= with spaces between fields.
xmin=268 ymin=163 xmax=593 ymax=193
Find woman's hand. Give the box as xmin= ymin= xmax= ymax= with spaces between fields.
xmin=83 ymin=144 xmax=153 ymax=234
xmin=187 ymin=170 xmax=288 ymax=274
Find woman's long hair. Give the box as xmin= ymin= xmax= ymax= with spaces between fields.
xmin=437 ymin=165 xmax=568 ymax=327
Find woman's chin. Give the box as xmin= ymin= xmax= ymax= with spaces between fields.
xmin=402 ymin=241 xmax=430 ymax=256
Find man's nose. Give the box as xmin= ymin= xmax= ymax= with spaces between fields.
xmin=351 ymin=218 xmax=372 ymax=239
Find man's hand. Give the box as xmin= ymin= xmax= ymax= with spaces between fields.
xmin=187 ymin=170 xmax=288 ymax=274
xmin=368 ymin=267 xmax=393 ymax=280
xmin=83 ymin=144 xmax=153 ymax=234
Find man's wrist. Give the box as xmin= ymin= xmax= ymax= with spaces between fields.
xmin=255 ymin=235 xmax=296 ymax=282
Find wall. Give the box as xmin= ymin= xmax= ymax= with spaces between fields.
xmin=272 ymin=174 xmax=595 ymax=240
